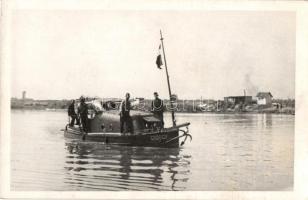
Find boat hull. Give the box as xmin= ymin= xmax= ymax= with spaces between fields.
xmin=64 ymin=126 xmax=180 ymax=148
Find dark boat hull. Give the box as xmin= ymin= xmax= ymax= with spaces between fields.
xmin=64 ymin=126 xmax=180 ymax=148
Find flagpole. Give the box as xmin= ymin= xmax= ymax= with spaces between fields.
xmin=160 ymin=30 xmax=176 ymax=126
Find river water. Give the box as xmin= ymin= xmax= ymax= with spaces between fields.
xmin=11 ymin=110 xmax=294 ymax=191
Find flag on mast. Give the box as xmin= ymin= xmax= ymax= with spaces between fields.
xmin=156 ymin=44 xmax=163 ymax=69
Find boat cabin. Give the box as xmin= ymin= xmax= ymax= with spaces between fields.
xmin=79 ymin=100 xmax=163 ymax=135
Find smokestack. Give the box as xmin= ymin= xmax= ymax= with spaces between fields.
xmin=243 ymin=89 xmax=247 ymax=104
xmin=22 ymin=91 xmax=26 ymax=100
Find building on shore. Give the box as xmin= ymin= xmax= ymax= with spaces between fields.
xmin=256 ymin=92 xmax=273 ymax=107
xmin=11 ymin=91 xmax=69 ymax=109
xmin=224 ymin=96 xmax=253 ymax=109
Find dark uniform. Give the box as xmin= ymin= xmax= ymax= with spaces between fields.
xmin=151 ymin=94 xmax=164 ymax=127
xmin=119 ymin=98 xmax=133 ymax=134
xmin=68 ymin=100 xmax=78 ymax=127
xmin=78 ymin=100 xmax=89 ymax=133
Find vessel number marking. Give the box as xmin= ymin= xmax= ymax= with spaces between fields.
xmin=150 ymin=135 xmax=167 ymax=141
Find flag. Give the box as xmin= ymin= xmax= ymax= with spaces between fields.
xmin=156 ymin=44 xmax=163 ymax=69
xmin=156 ymin=55 xmax=163 ymax=69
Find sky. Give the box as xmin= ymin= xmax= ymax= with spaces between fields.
xmin=11 ymin=10 xmax=295 ymax=100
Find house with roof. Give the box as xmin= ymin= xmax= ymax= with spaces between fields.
xmin=256 ymin=92 xmax=273 ymax=106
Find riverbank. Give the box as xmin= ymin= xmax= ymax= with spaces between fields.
xmin=11 ymin=107 xmax=295 ymax=115
xmin=10 ymin=97 xmax=295 ymax=115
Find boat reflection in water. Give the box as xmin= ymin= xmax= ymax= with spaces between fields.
xmin=64 ymin=141 xmax=191 ymax=190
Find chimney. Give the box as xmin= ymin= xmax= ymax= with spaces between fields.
xmin=22 ymin=91 xmax=26 ymax=100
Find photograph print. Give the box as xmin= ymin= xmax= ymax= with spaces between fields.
xmin=9 ymin=9 xmax=295 ymax=191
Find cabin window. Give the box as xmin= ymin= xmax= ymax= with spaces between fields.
xmin=142 ymin=116 xmax=162 ymax=131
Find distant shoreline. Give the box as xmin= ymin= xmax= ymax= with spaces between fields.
xmin=11 ymin=96 xmax=295 ymax=116
xmin=11 ymin=107 xmax=295 ymax=115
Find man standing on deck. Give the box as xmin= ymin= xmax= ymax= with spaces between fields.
xmin=68 ymin=100 xmax=79 ymax=127
xmin=151 ymin=92 xmax=164 ymax=127
xmin=119 ymin=93 xmax=133 ymax=134
xmin=78 ymin=96 xmax=89 ymax=133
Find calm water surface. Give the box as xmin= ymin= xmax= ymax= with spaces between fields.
xmin=11 ymin=110 xmax=294 ymax=191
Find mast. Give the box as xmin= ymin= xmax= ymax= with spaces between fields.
xmin=160 ymin=30 xmax=176 ymax=126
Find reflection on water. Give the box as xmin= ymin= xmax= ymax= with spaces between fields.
xmin=11 ymin=110 xmax=294 ymax=191
xmin=64 ymin=142 xmax=190 ymax=190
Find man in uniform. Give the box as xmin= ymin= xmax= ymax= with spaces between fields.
xmin=119 ymin=93 xmax=133 ymax=134
xmin=68 ymin=99 xmax=79 ymax=127
xmin=78 ymin=96 xmax=89 ymax=133
xmin=151 ymin=92 xmax=164 ymax=127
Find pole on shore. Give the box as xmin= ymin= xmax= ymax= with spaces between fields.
xmin=160 ymin=30 xmax=176 ymax=126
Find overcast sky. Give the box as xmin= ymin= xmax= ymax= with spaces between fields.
xmin=11 ymin=11 xmax=295 ymax=100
